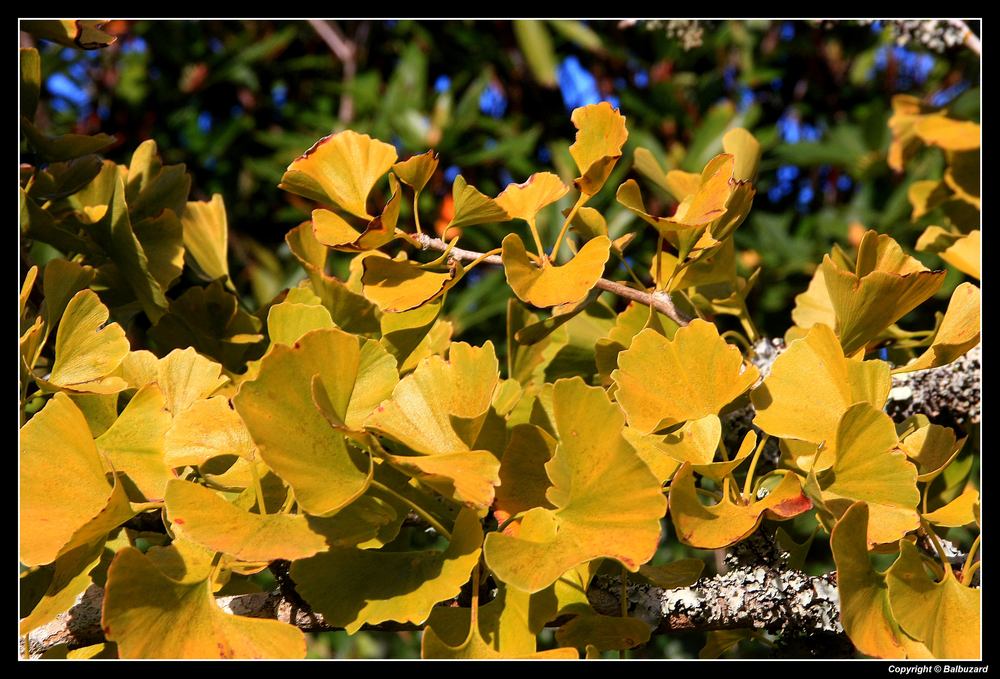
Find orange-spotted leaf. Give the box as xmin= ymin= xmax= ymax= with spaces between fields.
xmin=831 ymin=502 xmax=906 ymax=658
xmin=164 ymin=480 xmax=327 ymax=561
xmin=502 ymin=233 xmax=610 ymax=308
xmin=569 ymin=102 xmax=628 ymax=195
xmin=447 ymin=175 xmax=509 ymax=229
xmin=292 ymin=508 xmax=483 ymax=633
xmin=103 ymin=547 xmax=305 ymax=658
xmin=483 ymin=378 xmax=665 ymax=592
xmin=279 ymin=130 xmax=397 ymax=220
xmin=613 ymin=320 xmax=759 ymax=433
xmin=886 ymin=540 xmax=980 ymax=659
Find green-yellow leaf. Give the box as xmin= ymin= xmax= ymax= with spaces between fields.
xmin=181 ymin=194 xmax=231 ymax=283
xmin=393 ymin=150 xmax=439 ymax=193
xmin=103 ymin=547 xmax=305 ymax=658
xmin=292 ymin=508 xmax=483 ymax=634
xmin=447 ymin=175 xmax=510 ymax=229
xmin=569 ymin=102 xmax=628 ymax=195
xmin=556 ymin=614 xmax=651 ymax=652
xmin=46 ymin=290 xmax=129 ymax=394
xmin=483 ymin=378 xmax=666 ymax=592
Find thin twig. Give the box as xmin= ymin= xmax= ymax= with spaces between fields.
xmin=413 ymin=233 xmax=692 ymax=327
xmin=308 ymin=20 xmax=356 ymax=124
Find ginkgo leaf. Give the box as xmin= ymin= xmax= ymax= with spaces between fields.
xmin=234 ymin=328 xmax=396 ymax=516
xmin=555 ymin=614 xmax=651 ymax=652
xmin=821 ymin=231 xmax=946 ymax=355
xmin=613 ymin=321 xmax=759 ymax=433
xmin=621 ymin=427 xmax=682 ymax=485
xmin=812 ymin=404 xmax=919 ymax=547
xmin=898 ymin=423 xmax=966 ymax=482
xmin=20 ymin=537 xmax=106 ymax=635
xmin=632 ymin=147 xmax=671 ymax=192
xmin=752 ymin=323 xmax=890 ymax=470
xmin=790 ymin=266 xmax=836 ymax=332
xmin=447 ymin=175 xmax=509 ymax=229
xmin=887 ymin=95 xmax=937 ymax=171
xmin=669 ymin=464 xmax=810 ymax=549
xmin=266 ymin=294 xmax=335 ymax=347
xmin=279 ymin=130 xmax=397 ymax=220
xmin=154 ymin=347 xmax=229 ymax=414
xmin=103 ymin=547 xmax=305 ymax=658
xmin=913 ymin=117 xmax=980 ymax=151
xmin=569 ymin=102 xmax=628 ymax=195
xmin=423 ymin=583 xmax=543 ymax=658
xmin=422 ymin=603 xmax=579 ymax=659
xmin=164 ymin=480 xmax=327 ymax=562
xmin=493 ymin=424 xmax=557 ymax=524
xmin=722 ymin=128 xmax=761 ymax=183
xmin=362 ymin=256 xmax=463 ymax=313
xmin=393 ymin=150 xmax=439 ymax=193
xmin=496 ymin=172 xmax=569 ymax=223
xmin=886 ymin=540 xmax=980 ymax=659
xmin=378 ymin=451 xmax=501 ymax=511
xmin=922 ymin=489 xmax=979 ymax=528
xmin=934 ymin=230 xmax=980 ymax=279
xmin=830 ymin=502 xmax=906 ymax=659
xmin=894 ymin=283 xmax=979 ymax=374
xmin=483 ymin=378 xmax=666 ymax=593
xmin=637 ymin=559 xmax=705 ymax=589
xmin=163 ymin=396 xmax=257 ymax=468
xmin=379 ymin=297 xmax=443 ymax=369
xmin=291 ymin=508 xmax=483 ymax=634
xmin=312 ymin=174 xmax=402 ymax=252
xmin=181 ymin=194 xmax=231 ymax=283
xmin=45 ymin=290 xmax=129 ymax=394
xmin=41 ymin=258 xmax=96 ymax=331
xmin=95 ymin=383 xmax=173 ymax=501
xmin=20 ymin=393 xmax=113 ymax=567
xmin=501 ymin=233 xmax=610 ymax=308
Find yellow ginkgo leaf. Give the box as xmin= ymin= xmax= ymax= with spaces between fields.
xmin=279 ymin=130 xmax=397 ymax=220
xmin=664 ymin=169 xmax=702 ymax=202
xmin=266 ymin=293 xmax=335 ymax=348
xmin=312 ymin=174 xmax=402 ymax=252
xmin=362 ymin=256 xmax=464 ymax=313
xmin=234 ymin=328 xmax=396 ymax=517
xmin=886 ymin=540 xmax=980 ymax=659
xmin=632 ymin=147 xmax=671 ymax=193
xmin=913 ymin=116 xmax=980 ymax=151
xmin=830 ymin=502 xmax=906 ymax=659
xmin=496 ymin=172 xmax=569 ymax=223
xmin=163 ymin=396 xmax=257 ymax=468
xmin=103 ymin=547 xmax=305 ymax=658
xmin=292 ymin=508 xmax=483 ymax=634
xmin=152 ymin=347 xmax=229 ymax=415
xmin=555 ymin=614 xmax=651 ymax=652
xmin=670 ymin=464 xmax=811 ymax=549
xmin=790 ymin=266 xmax=836 ymax=332
xmin=752 ymin=323 xmax=890 ymax=470
xmin=812 ymin=404 xmax=919 ymax=547
xmin=45 ymin=290 xmax=129 ymax=394
xmin=164 ymin=480 xmax=328 ymax=562
xmin=493 ymin=424 xmax=557 ymax=524
xmin=922 ymin=489 xmax=979 ymax=528
xmin=722 ymin=128 xmax=761 ymax=183
xmin=95 ymin=383 xmax=173 ymax=501
xmin=821 ymin=230 xmax=946 ymax=355
xmin=894 ymin=283 xmax=979 ymax=374
xmin=613 ymin=320 xmax=759 ymax=433
xmin=483 ymin=378 xmax=665 ymax=593
xmin=180 ymin=194 xmax=230 ymax=283
xmin=447 ymin=175 xmax=509 ymax=229
xmin=20 ymin=393 xmax=112 ymax=567
xmin=938 ymin=230 xmax=980 ymax=280
xmin=658 ymin=414 xmax=721 ymax=466
xmin=569 ymin=102 xmax=628 ymax=195
xmin=501 ymin=233 xmax=610 ymax=308
xmin=887 ymin=95 xmax=937 ymax=172
xmin=20 ymin=537 xmax=106 ymax=636
xmin=898 ymin=423 xmax=965 ymax=482
xmin=393 ymin=150 xmax=439 ymax=193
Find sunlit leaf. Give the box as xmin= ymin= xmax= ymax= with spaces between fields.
xmin=894 ymin=283 xmax=979 ymax=374
xmin=922 ymin=489 xmax=979 ymax=528
xmin=21 ymin=20 xmax=116 ymax=49
xmin=447 ymin=175 xmax=510 ymax=229
xmin=830 ymin=502 xmax=906 ymax=658
xmin=393 ymin=150 xmax=439 ymax=193
xmin=44 ymin=290 xmax=129 ymax=394
xmin=484 ymin=378 xmax=665 ymax=592
xmin=669 ymin=464 xmax=810 ymax=549
xmin=502 ymin=233 xmax=610 ymax=308
xmin=181 ymin=195 xmax=230 ymax=283
xmin=722 ymin=128 xmax=761 ymax=183
xmin=569 ymin=102 xmax=628 ymax=195
xmin=362 ymin=256 xmax=462 ymax=313
xmin=20 ymin=537 xmax=105 ymax=635
xmin=279 ymin=130 xmax=397 ymax=220
xmin=95 ymin=384 xmax=172 ymax=501
xmin=292 ymin=508 xmax=483 ymax=633
xmin=234 ymin=328 xmax=395 ymax=516
xmin=312 ymin=174 xmax=402 ymax=252
xmin=103 ymin=547 xmax=305 ymax=658
xmin=423 ymin=583 xmax=544 ymax=658
xmin=613 ymin=320 xmax=759 ymax=433
xmin=154 ymin=347 xmax=229 ymax=415
xmin=163 ymin=396 xmax=256 ymax=468
xmin=886 ymin=540 xmax=980 ymax=659
xmin=898 ymin=424 xmax=965 ymax=482
xmin=165 ymin=480 xmax=327 ymax=561
xmin=913 ymin=117 xmax=980 ymax=151
xmin=496 ymin=172 xmax=569 ymax=223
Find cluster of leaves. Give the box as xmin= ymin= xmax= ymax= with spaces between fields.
xmin=20 ymin=21 xmax=980 ymax=660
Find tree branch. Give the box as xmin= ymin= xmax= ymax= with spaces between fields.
xmin=413 ymin=233 xmax=693 ymax=326
xmin=308 ymin=20 xmax=357 ymax=124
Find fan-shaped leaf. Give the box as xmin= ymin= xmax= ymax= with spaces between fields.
xmin=569 ymin=102 xmax=628 ymax=195
xmin=95 ymin=383 xmax=172 ymax=501
xmin=362 ymin=256 xmax=463 ymax=313
xmin=894 ymin=283 xmax=979 ymax=374
xmin=501 ymin=233 xmax=610 ymax=308
xmin=181 ymin=194 xmax=230 ymax=283
xmin=393 ymin=150 xmax=439 ymax=193
xmin=447 ymin=175 xmax=509 ymax=229
xmin=496 ymin=172 xmax=569 ymax=223
xmin=46 ymin=290 xmax=129 ymax=394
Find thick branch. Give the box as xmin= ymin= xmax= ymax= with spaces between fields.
xmin=413 ymin=233 xmax=692 ymax=326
